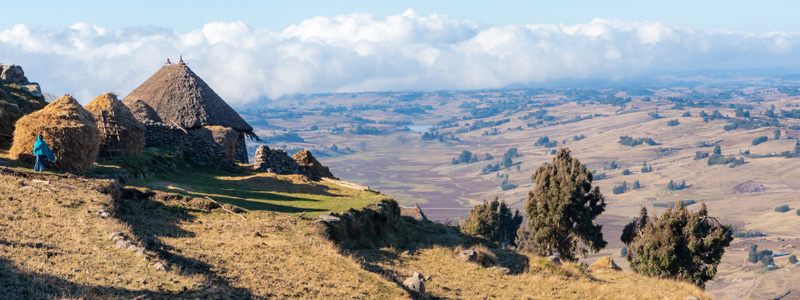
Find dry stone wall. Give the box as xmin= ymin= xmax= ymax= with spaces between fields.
xmin=253 ymin=145 xmax=303 ymax=174
xmin=143 ymin=121 xmax=233 ymax=166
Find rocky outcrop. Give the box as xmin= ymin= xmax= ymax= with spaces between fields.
xmin=400 ymin=203 xmax=429 ymax=222
xmin=0 ymin=63 xmax=41 ymax=97
xmin=292 ymin=150 xmax=336 ymax=179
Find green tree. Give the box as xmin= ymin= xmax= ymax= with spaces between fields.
xmin=517 ymin=148 xmax=607 ymax=261
xmin=460 ymin=197 xmax=523 ymax=244
xmin=713 ymin=145 xmax=721 ymax=155
xmin=621 ymin=202 xmax=734 ymax=287
xmin=633 ymin=180 xmax=640 ymax=189
xmin=789 ymin=255 xmax=798 ymax=264
xmin=774 ymin=129 xmax=782 ymax=140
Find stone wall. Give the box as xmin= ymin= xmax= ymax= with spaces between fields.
xmin=253 ymin=145 xmax=303 ymax=174
xmin=143 ymin=121 xmax=233 ymax=166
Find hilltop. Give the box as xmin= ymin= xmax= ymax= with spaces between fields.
xmin=0 ymin=149 xmax=707 ymax=299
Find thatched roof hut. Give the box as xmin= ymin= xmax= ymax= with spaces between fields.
xmin=124 ymin=99 xmax=162 ymax=123
xmin=9 ymin=94 xmax=100 ymax=172
xmin=122 ymin=60 xmax=257 ymax=140
xmin=85 ymin=92 xmax=146 ymax=156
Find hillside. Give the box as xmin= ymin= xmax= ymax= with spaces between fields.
xmin=241 ymin=85 xmax=800 ymax=298
xmin=0 ymin=153 xmax=707 ymax=299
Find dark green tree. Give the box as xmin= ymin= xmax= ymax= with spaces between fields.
xmin=713 ymin=145 xmax=722 ymax=155
xmin=621 ymin=202 xmax=734 ymax=287
xmin=461 ymin=197 xmax=523 ymax=244
xmin=633 ymin=180 xmax=640 ymax=189
xmin=518 ymin=148 xmax=607 ymax=261
xmin=774 ymin=129 xmax=782 ymax=140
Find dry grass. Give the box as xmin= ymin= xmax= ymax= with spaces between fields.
xmin=0 ymin=167 xmax=407 ymax=299
xmin=9 ymin=94 xmax=100 ymax=172
xmin=85 ymin=92 xmax=146 ymax=156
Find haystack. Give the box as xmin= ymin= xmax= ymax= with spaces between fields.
xmin=292 ymin=150 xmax=337 ymax=179
xmin=587 ymin=256 xmax=622 ymax=272
xmin=191 ymin=125 xmax=240 ymax=161
xmin=9 ymin=94 xmax=100 ymax=172
xmin=85 ymin=92 xmax=146 ymax=156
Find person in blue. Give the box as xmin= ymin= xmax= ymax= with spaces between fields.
xmin=33 ymin=134 xmax=55 ymax=172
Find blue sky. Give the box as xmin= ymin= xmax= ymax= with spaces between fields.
xmin=4 ymin=1 xmax=798 ymax=33
xmin=2 ymin=1 xmax=800 ymax=104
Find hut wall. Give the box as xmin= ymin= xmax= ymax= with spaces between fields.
xmin=235 ymin=135 xmax=248 ymax=163
xmin=142 ymin=121 xmax=232 ymax=166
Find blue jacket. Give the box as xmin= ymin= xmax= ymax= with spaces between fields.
xmin=33 ymin=135 xmax=55 ymax=162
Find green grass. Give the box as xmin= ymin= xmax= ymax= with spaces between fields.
xmin=127 ymin=163 xmax=389 ymax=217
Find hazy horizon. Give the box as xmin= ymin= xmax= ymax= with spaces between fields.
xmin=3 ymin=3 xmax=800 ymax=105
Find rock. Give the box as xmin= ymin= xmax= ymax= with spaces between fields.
xmin=546 ymin=255 xmax=561 ymax=265
xmin=400 ymin=250 xmax=411 ymax=256
xmin=292 ymin=149 xmax=337 ymax=179
xmin=132 ymin=295 xmax=148 ymax=300
xmin=424 ymin=275 xmax=432 ymax=281
xmin=458 ymin=249 xmax=477 ymax=262
xmin=115 ymin=240 xmax=133 ymax=249
xmin=412 ymin=271 xmax=423 ymax=280
xmin=402 ymin=277 xmax=425 ymax=294
xmin=153 ymin=262 xmax=168 ymax=272
xmin=97 ymin=210 xmax=111 ymax=218
xmin=20 ymin=83 xmax=41 ymax=97
xmin=126 ymin=245 xmax=142 ymax=252
xmin=317 ymin=213 xmax=340 ymax=225
xmin=400 ymin=203 xmax=429 ymax=222
xmin=0 ymin=64 xmax=25 ymax=83
xmin=491 ymin=266 xmax=511 ymax=274
xmin=108 ymin=232 xmax=124 ymax=240
xmin=686 ymin=296 xmax=700 ymax=300
xmin=588 ymin=256 xmax=622 ymax=271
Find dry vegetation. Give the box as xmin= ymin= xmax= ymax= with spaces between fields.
xmin=0 ymin=158 xmax=709 ymax=299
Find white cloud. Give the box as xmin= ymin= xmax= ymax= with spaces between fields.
xmin=1 ymin=11 xmax=799 ymax=105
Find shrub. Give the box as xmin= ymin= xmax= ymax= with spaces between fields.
xmin=633 ymin=180 xmax=640 ymax=189
xmin=796 ymin=209 xmax=800 ymax=216
xmin=461 ymin=197 xmax=523 ymax=245
xmin=641 ymin=161 xmax=653 ymax=173
xmin=518 ymin=148 xmax=606 ymax=261
xmin=666 ymin=119 xmax=679 ymax=126
xmin=619 ymin=136 xmax=658 ymax=147
xmin=682 ymin=111 xmax=692 ymax=117
xmin=621 ymin=202 xmax=734 ymax=287
xmin=790 ymin=255 xmax=798 ymax=264
xmin=751 ymin=136 xmax=768 ymax=146
xmin=775 ymin=205 xmax=791 ymax=213
xmin=621 ymin=169 xmax=631 ymax=175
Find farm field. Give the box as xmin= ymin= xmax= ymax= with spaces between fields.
xmin=241 ymin=84 xmax=800 ymax=298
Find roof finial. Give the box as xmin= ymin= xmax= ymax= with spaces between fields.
xmin=179 ymin=55 xmax=184 ymax=64
xmin=166 ymin=58 xmax=171 ymax=64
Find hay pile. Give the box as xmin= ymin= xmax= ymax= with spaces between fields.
xmin=9 ymin=94 xmax=100 ymax=172
xmin=292 ymin=150 xmax=337 ymax=180
xmin=85 ymin=92 xmax=145 ymax=156
xmin=191 ymin=126 xmax=240 ymax=161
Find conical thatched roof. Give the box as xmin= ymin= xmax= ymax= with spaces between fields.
xmin=124 ymin=99 xmax=162 ymax=123
xmin=10 ymin=94 xmax=100 ymax=172
xmin=122 ymin=61 xmax=257 ymax=139
xmin=85 ymin=92 xmax=146 ymax=156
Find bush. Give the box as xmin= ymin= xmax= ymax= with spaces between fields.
xmin=682 ymin=111 xmax=692 ymax=117
xmin=518 ymin=148 xmax=607 ymax=261
xmin=619 ymin=136 xmax=658 ymax=147
xmin=751 ymin=136 xmax=768 ymax=146
xmin=790 ymin=255 xmax=798 ymax=264
xmin=460 ymin=197 xmax=523 ymax=245
xmin=633 ymin=181 xmax=640 ymax=189
xmin=621 ymin=169 xmax=631 ymax=175
xmin=641 ymin=161 xmax=653 ymax=173
xmin=666 ymin=119 xmax=679 ymax=126
xmin=621 ymin=202 xmax=733 ymax=287
xmin=796 ymin=209 xmax=800 ymax=216
xmin=775 ymin=205 xmax=791 ymax=213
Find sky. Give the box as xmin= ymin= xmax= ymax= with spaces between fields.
xmin=2 ymin=1 xmax=800 ymax=105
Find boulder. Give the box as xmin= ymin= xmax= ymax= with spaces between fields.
xmin=400 ymin=203 xmax=429 ymax=222
xmin=402 ymin=277 xmax=424 ymax=294
xmin=458 ymin=249 xmax=477 ymax=262
xmin=588 ymin=256 xmax=622 ymax=271
xmin=317 ymin=213 xmax=340 ymax=225
xmin=292 ymin=149 xmax=336 ymax=179
xmin=546 ymin=255 xmax=561 ymax=265
xmin=20 ymin=83 xmax=41 ymax=97
xmin=0 ymin=64 xmax=25 ymax=83
xmin=491 ymin=266 xmax=511 ymax=274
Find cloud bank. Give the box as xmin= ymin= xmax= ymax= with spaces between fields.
xmin=1 ymin=9 xmax=799 ymax=105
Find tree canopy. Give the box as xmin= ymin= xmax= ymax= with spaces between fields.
xmin=517 ymin=148 xmax=607 ymax=261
